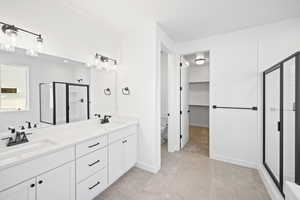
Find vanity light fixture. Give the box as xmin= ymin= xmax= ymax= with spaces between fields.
xmin=94 ymin=53 xmax=117 ymax=71
xmin=0 ymin=21 xmax=44 ymax=55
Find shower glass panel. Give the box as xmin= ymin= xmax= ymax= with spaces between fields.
xmin=68 ymin=84 xmax=89 ymax=123
xmin=54 ymin=83 xmax=67 ymax=124
xmin=283 ymin=58 xmax=296 ymax=187
xmin=264 ymin=67 xmax=281 ymax=184
xmin=40 ymin=83 xmax=53 ymax=124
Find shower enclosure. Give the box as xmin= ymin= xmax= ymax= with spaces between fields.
xmin=39 ymin=82 xmax=90 ymax=125
xmin=263 ymin=52 xmax=300 ymax=195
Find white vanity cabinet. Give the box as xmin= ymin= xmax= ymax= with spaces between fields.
xmin=0 ymin=147 xmax=75 ymax=200
xmin=108 ymin=129 xmax=137 ymax=185
xmin=0 ymin=178 xmax=36 ymax=200
xmin=0 ymin=122 xmax=138 ymax=200
xmin=36 ymin=161 xmax=75 ymax=200
xmin=0 ymin=162 xmax=75 ymax=200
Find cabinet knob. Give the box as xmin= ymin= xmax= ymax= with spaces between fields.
xmin=38 ymin=180 xmax=43 ymax=184
xmin=30 ymin=183 xmax=35 ymax=188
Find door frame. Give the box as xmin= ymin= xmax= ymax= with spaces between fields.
xmin=263 ymin=63 xmax=283 ymax=194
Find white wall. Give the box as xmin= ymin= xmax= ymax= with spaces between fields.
xmin=176 ymin=17 xmax=300 ymax=200
xmin=90 ymin=69 xmax=117 ymax=116
xmin=0 ymin=50 xmax=90 ymax=132
xmin=189 ymin=106 xmax=209 ymax=127
xmin=117 ymin=22 xmax=159 ymax=172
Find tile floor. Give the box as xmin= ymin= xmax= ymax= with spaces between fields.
xmin=96 ymin=126 xmax=270 ymax=200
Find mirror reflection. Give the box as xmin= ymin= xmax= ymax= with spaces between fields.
xmin=0 ymin=47 xmax=92 ymax=132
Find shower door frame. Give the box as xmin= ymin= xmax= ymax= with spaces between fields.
xmin=39 ymin=82 xmax=90 ymax=125
xmin=53 ymin=82 xmax=90 ymax=125
xmin=263 ymin=52 xmax=300 ymax=195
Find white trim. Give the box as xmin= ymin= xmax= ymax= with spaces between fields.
xmin=189 ymin=123 xmax=209 ymax=128
xmin=211 ymin=154 xmax=258 ymax=169
xmin=258 ymin=165 xmax=284 ymax=200
xmin=135 ymin=161 xmax=160 ymax=174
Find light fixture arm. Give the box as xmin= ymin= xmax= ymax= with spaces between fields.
xmin=0 ymin=21 xmax=42 ymax=38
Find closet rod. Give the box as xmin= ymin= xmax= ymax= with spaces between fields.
xmin=212 ymin=105 xmax=258 ymax=111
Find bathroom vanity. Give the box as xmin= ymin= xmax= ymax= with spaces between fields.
xmin=0 ymin=117 xmax=138 ymax=200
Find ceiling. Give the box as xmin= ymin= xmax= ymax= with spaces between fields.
xmin=58 ymin=0 xmax=300 ymax=42
xmin=1 ymin=0 xmax=300 ymax=43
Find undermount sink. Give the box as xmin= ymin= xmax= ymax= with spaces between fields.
xmin=0 ymin=139 xmax=56 ymax=166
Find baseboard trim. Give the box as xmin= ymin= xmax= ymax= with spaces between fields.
xmin=258 ymin=165 xmax=283 ymax=200
xmin=211 ymin=154 xmax=257 ymax=169
xmin=135 ymin=162 xmax=160 ymax=174
xmin=189 ymin=123 xmax=209 ymax=128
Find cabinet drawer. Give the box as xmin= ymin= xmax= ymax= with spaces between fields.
xmin=77 ymin=168 xmax=107 ymax=200
xmin=76 ymin=136 xmax=107 ymax=158
xmin=76 ymin=147 xmax=107 ymax=183
xmin=108 ymin=125 xmax=137 ymax=144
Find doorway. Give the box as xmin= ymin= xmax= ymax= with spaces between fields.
xmin=160 ymin=50 xmax=169 ymax=151
xmin=180 ymin=51 xmax=210 ymax=157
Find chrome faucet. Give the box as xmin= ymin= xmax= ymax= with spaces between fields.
xmin=101 ymin=115 xmax=111 ymax=124
xmin=6 ymin=130 xmax=29 ymax=147
xmin=1 ymin=127 xmax=30 ymax=147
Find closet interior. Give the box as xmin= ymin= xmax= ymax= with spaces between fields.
xmin=182 ymin=51 xmax=210 ymax=155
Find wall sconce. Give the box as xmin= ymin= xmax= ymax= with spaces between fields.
xmin=0 ymin=21 xmax=44 ymax=55
xmin=93 ymin=53 xmax=117 ymax=71
xmin=122 ymin=87 xmax=130 ymax=95
xmin=104 ymin=88 xmax=111 ymax=96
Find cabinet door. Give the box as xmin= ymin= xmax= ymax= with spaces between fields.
xmin=36 ymin=161 xmax=75 ymax=200
xmin=123 ymin=134 xmax=137 ymax=172
xmin=0 ymin=178 xmax=36 ymax=200
xmin=108 ymin=140 xmax=124 ymax=185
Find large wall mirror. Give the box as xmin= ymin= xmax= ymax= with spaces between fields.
xmin=0 ymin=47 xmax=118 ymax=132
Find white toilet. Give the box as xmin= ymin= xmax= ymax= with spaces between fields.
xmin=161 ymin=116 xmax=168 ymax=144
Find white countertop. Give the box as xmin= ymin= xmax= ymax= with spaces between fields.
xmin=285 ymin=181 xmax=300 ymax=200
xmin=0 ymin=116 xmax=138 ymax=171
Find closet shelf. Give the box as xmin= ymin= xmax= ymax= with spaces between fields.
xmin=189 ymin=104 xmax=209 ymax=107
xmin=189 ymin=81 xmax=209 ymax=84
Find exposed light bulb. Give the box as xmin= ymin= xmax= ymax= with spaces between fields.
xmin=26 ymin=48 xmax=38 ymax=57
xmin=1 ymin=26 xmax=17 ymax=52
xmin=36 ymin=35 xmax=43 ymax=52
xmin=85 ymin=62 xmax=93 ymax=67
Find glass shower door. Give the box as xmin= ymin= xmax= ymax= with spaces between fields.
xmin=68 ymin=84 xmax=89 ymax=123
xmin=264 ymin=67 xmax=281 ymax=185
xmin=283 ymin=58 xmax=296 ymax=188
